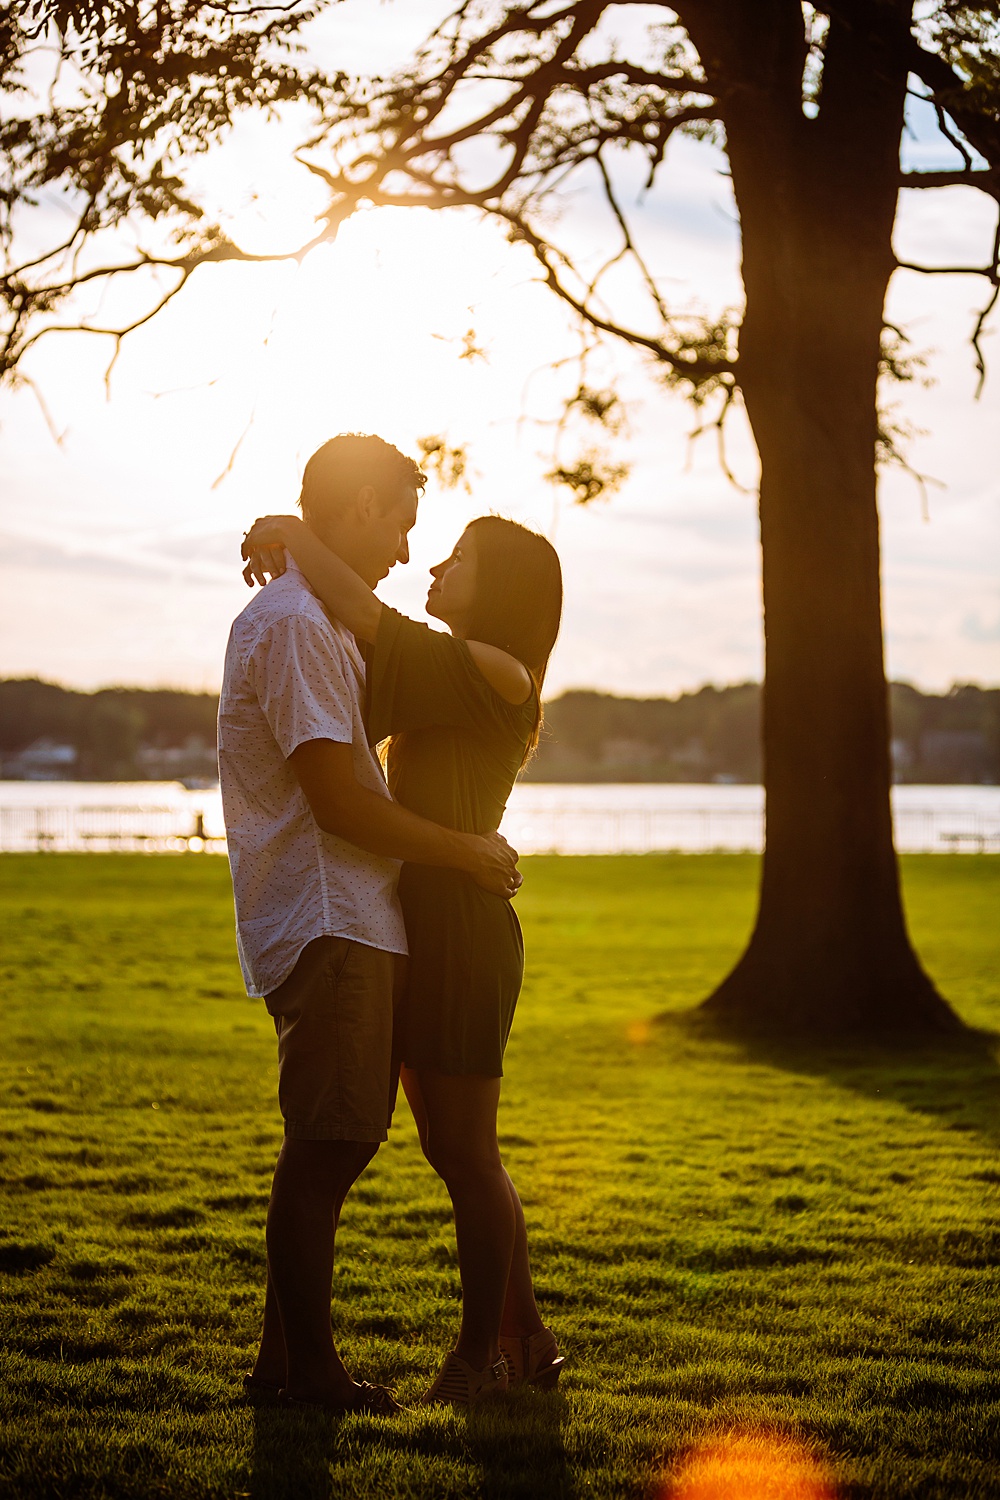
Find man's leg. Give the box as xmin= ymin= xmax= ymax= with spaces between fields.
xmin=253 ymin=937 xmax=396 ymax=1400
xmin=252 ymin=1138 xmax=374 ymax=1390
xmin=252 ymin=1270 xmax=284 ymax=1387
xmin=265 ymin=1137 xmax=377 ymax=1401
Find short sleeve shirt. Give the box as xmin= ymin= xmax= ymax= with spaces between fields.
xmin=218 ymin=559 xmax=407 ymax=997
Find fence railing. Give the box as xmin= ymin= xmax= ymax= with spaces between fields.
xmin=499 ymin=804 xmax=765 ymax=854
xmin=499 ymin=804 xmax=1000 ymax=855
xmin=0 ymin=804 xmax=226 ymax=854
xmin=1 ymin=800 xmax=997 ymax=854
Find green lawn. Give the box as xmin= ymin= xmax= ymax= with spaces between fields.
xmin=0 ymin=853 xmax=997 ymax=1500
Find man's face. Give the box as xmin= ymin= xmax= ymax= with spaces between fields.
xmin=359 ymin=483 xmax=420 ymax=587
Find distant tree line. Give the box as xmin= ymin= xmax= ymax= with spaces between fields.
xmin=0 ymin=677 xmax=996 ymax=784
xmin=0 ymin=679 xmax=218 ymax=780
xmin=526 ymin=683 xmax=998 ymax=785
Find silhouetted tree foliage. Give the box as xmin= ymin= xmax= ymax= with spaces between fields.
xmin=1 ymin=0 xmax=334 ymax=379
xmin=3 ymin=1 xmax=999 ymax=1034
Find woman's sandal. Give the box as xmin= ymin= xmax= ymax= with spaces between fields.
xmin=421 ymin=1351 xmax=509 ymax=1408
xmin=499 ymin=1328 xmax=565 ymax=1390
xmin=279 ymin=1381 xmax=403 ymax=1417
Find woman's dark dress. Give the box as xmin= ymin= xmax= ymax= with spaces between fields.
xmin=366 ymin=606 xmax=536 ymax=1077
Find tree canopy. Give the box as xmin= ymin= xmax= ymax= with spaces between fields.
xmin=1 ymin=0 xmax=332 ymax=380
xmin=3 ymin=2 xmax=999 ymax=417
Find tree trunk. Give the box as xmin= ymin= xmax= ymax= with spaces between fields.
xmin=696 ymin=2 xmax=962 ymax=1036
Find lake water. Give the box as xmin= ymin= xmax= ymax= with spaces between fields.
xmin=1 ymin=781 xmax=997 ymax=854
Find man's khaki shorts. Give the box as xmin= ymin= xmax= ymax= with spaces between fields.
xmin=264 ymin=936 xmax=402 ymax=1143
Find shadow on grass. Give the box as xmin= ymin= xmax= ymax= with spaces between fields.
xmin=248 ymin=1391 xmax=573 ymax=1500
xmin=250 ymin=1407 xmax=341 ymax=1500
xmin=468 ymin=1390 xmax=574 ymax=1500
xmin=674 ymin=1010 xmax=1000 ymax=1151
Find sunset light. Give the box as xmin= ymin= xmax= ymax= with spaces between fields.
xmin=1 ymin=2 xmax=998 ymax=1496
xmin=660 ymin=1430 xmax=838 ymax=1500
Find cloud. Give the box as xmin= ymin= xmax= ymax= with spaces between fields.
xmin=0 ymin=528 xmax=245 ymax=587
xmin=0 ymin=531 xmax=160 ymax=581
xmin=962 ymin=610 xmax=1000 ymax=644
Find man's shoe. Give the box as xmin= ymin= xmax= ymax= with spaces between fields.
xmin=242 ymin=1373 xmax=283 ymax=1406
xmin=279 ymin=1381 xmax=403 ymax=1416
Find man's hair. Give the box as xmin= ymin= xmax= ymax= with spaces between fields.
xmin=299 ymin=434 xmax=426 ymax=528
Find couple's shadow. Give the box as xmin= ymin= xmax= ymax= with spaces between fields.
xmin=248 ymin=1387 xmax=574 ymax=1500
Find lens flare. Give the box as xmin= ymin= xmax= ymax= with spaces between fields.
xmin=626 ymin=1018 xmax=652 ymax=1045
xmin=658 ymin=1430 xmax=837 ymax=1500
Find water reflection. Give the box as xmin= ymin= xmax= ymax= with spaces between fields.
xmin=1 ymin=781 xmax=997 ymax=854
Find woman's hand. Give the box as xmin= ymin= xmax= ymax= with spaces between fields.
xmin=240 ymin=515 xmax=302 ymax=588
xmin=239 ymin=511 xmax=379 ymax=639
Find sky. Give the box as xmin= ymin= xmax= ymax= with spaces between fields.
xmin=1 ymin=0 xmax=998 ymax=700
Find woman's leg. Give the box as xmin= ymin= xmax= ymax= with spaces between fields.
xmin=400 ymin=1064 xmax=429 ymax=1152
xmin=401 ymin=1066 xmax=515 ymax=1370
xmin=401 ymin=1067 xmax=547 ymax=1348
xmin=499 ymin=1170 xmax=546 ymax=1340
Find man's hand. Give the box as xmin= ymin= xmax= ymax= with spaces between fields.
xmin=290 ymin=740 xmax=523 ymax=893
xmin=466 ymin=831 xmax=522 ymax=900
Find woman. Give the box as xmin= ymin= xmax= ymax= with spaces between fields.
xmin=241 ymin=508 xmax=564 ymax=1406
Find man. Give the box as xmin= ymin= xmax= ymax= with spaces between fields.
xmin=218 ymin=433 xmax=519 ymax=1414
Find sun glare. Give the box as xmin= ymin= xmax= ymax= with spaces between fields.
xmin=658 ymin=1430 xmax=837 ymax=1500
xmin=220 ymin=200 xmax=581 ymax=596
xmin=626 ymin=1018 xmax=652 ymax=1045
xmin=263 ymin=205 xmax=535 ymax=435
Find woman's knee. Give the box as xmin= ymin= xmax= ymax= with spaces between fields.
xmin=425 ymin=1135 xmax=502 ymax=1186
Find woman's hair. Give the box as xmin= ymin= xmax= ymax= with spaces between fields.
xmin=463 ymin=515 xmax=563 ymax=762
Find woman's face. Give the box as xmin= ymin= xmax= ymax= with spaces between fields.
xmin=427 ymin=529 xmax=478 ymax=635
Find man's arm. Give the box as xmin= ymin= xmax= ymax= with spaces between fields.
xmin=289 ymin=739 xmax=520 ymax=897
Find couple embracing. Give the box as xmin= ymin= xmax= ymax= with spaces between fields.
xmin=218 ymin=433 xmax=564 ymax=1414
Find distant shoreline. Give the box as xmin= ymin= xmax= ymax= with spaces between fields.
xmin=2 ymin=677 xmax=998 ymax=786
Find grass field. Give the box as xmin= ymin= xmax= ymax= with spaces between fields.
xmin=0 ymin=853 xmax=997 ymax=1500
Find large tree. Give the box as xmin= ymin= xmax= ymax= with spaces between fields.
xmin=3 ymin=2 xmax=999 ymax=1034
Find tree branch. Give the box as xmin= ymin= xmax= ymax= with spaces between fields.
xmin=899 ymin=169 xmax=1000 ymax=196
xmin=593 ymin=146 xmax=672 ymax=326
xmin=972 ymin=206 xmax=1000 ymax=395
xmin=561 ymin=62 xmax=713 ymax=96
xmin=1 ymin=235 xmax=319 ymax=377
xmin=905 ymin=38 xmax=1000 ymax=173
xmin=897 ymin=193 xmax=1000 ymax=396
xmin=497 ymin=207 xmax=736 ymax=387
xmin=686 ymin=379 xmax=751 ymax=493
xmin=895 ymin=260 xmax=998 ymax=278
